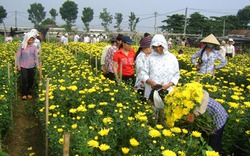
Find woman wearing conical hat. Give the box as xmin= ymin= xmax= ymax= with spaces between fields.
xmin=190 ymin=34 xmax=227 ymax=76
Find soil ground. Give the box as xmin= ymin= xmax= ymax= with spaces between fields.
xmin=3 ymin=97 xmax=44 ymax=156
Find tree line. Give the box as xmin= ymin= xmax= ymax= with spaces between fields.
xmin=0 ymin=1 xmax=250 ymax=36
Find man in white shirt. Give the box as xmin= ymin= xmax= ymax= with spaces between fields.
xmin=73 ymin=33 xmax=80 ymax=42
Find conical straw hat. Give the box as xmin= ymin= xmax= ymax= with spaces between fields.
xmin=200 ymin=34 xmax=220 ymax=45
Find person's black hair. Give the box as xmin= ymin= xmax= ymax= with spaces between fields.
xmin=116 ymin=34 xmax=123 ymax=49
xmin=198 ymin=45 xmax=207 ymax=64
xmin=144 ymin=32 xmax=150 ymax=37
xmin=116 ymin=34 xmax=123 ymax=41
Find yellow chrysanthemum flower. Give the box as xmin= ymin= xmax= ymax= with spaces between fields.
xmin=162 ymin=129 xmax=173 ymax=137
xmin=205 ymin=150 xmax=219 ymax=156
xmin=162 ymin=149 xmax=176 ymax=156
xmin=98 ymin=128 xmax=110 ymax=136
xmin=87 ymin=140 xmax=99 ymax=148
xmin=99 ymin=144 xmax=110 ymax=151
xmin=191 ymin=131 xmax=202 ymax=138
xmin=121 ymin=147 xmax=130 ymax=154
xmin=130 ymin=138 xmax=140 ymax=147
xmin=149 ymin=129 xmax=161 ymax=138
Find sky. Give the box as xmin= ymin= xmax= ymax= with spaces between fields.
xmin=1 ymin=0 xmax=250 ymax=33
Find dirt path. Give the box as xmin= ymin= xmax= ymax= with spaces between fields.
xmin=3 ymin=98 xmax=44 ymax=156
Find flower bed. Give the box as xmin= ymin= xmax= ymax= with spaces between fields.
xmin=1 ymin=42 xmax=250 ymax=155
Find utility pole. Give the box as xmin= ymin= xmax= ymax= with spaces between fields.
xmin=154 ymin=12 xmax=157 ymax=34
xmin=183 ymin=7 xmax=188 ymax=37
xmin=15 ymin=11 xmax=17 ymax=28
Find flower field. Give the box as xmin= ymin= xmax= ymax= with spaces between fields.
xmin=0 ymin=41 xmax=250 ymax=156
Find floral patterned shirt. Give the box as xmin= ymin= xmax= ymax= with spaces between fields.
xmin=191 ymin=49 xmax=227 ymax=75
xmin=105 ymin=45 xmax=118 ymax=73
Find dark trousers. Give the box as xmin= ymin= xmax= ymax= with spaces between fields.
xmin=107 ymin=72 xmax=115 ymax=81
xmin=136 ymin=89 xmax=146 ymax=102
xmin=122 ymin=75 xmax=135 ymax=86
xmin=21 ymin=67 xmax=35 ymax=96
xmin=208 ymin=126 xmax=225 ymax=153
xmin=226 ymin=53 xmax=233 ymax=58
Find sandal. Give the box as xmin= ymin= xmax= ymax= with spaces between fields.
xmin=22 ymin=96 xmax=27 ymax=100
xmin=27 ymin=95 xmax=33 ymax=99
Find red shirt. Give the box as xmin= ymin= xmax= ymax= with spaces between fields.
xmin=113 ymin=48 xmax=135 ymax=76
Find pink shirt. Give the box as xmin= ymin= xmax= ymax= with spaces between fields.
xmin=16 ymin=44 xmax=39 ymax=69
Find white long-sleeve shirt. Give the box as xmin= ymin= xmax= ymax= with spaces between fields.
xmin=134 ymin=52 xmax=148 ymax=90
xmin=141 ymin=51 xmax=180 ymax=98
xmin=226 ymin=44 xmax=235 ymax=57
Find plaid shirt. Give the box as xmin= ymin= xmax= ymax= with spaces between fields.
xmin=207 ymin=98 xmax=228 ymax=131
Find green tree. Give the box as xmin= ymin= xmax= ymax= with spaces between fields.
xmin=160 ymin=14 xmax=185 ymax=33
xmin=41 ymin=18 xmax=56 ymax=26
xmin=81 ymin=7 xmax=94 ymax=33
xmin=224 ymin=15 xmax=241 ymax=33
xmin=128 ymin=12 xmax=139 ymax=32
xmin=49 ymin=8 xmax=58 ymax=23
xmin=27 ymin=3 xmax=46 ymax=26
xmin=237 ymin=5 xmax=250 ymax=29
xmin=208 ymin=16 xmax=225 ymax=36
xmin=59 ymin=0 xmax=78 ymax=31
xmin=187 ymin=12 xmax=208 ymax=36
xmin=0 ymin=5 xmax=7 ymax=23
xmin=114 ymin=13 xmax=123 ymax=32
xmin=99 ymin=8 xmax=113 ymax=32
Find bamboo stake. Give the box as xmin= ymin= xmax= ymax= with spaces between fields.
xmin=7 ymin=62 xmax=10 ymax=85
xmin=0 ymin=137 xmax=2 ymax=151
xmin=7 ymin=62 xmax=13 ymax=125
xmin=90 ymin=52 xmax=92 ymax=64
xmin=120 ymin=62 xmax=123 ymax=83
xmin=39 ymin=49 xmax=42 ymax=84
xmin=63 ymin=132 xmax=70 ymax=156
xmin=14 ymin=54 xmax=17 ymax=99
xmin=45 ymin=78 xmax=50 ymax=156
xmin=95 ymin=56 xmax=98 ymax=74
xmin=75 ymin=47 xmax=78 ymax=57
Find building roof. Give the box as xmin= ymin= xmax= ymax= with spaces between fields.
xmin=228 ymin=30 xmax=250 ymax=35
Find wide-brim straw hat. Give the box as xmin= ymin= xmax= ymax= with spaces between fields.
xmin=200 ymin=34 xmax=220 ymax=45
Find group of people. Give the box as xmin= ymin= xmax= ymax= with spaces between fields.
xmin=220 ymin=38 xmax=236 ymax=58
xmin=101 ymin=33 xmax=228 ymax=153
xmin=15 ymin=29 xmax=229 ymax=153
xmin=56 ymin=33 xmax=109 ymax=45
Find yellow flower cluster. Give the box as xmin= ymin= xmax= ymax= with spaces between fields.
xmin=164 ymin=82 xmax=204 ymax=127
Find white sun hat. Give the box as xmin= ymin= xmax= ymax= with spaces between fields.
xmin=228 ymin=38 xmax=235 ymax=44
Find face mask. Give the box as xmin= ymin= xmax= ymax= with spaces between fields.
xmin=207 ymin=43 xmax=214 ymax=48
